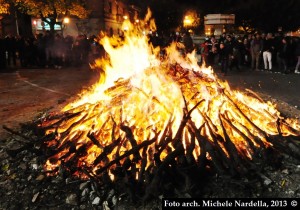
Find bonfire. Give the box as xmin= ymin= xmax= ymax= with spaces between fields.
xmin=37 ymin=12 xmax=300 ymax=201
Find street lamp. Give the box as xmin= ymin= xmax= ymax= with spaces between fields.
xmin=183 ymin=15 xmax=193 ymax=28
xmin=184 ymin=16 xmax=191 ymax=26
xmin=63 ymin=17 xmax=70 ymax=24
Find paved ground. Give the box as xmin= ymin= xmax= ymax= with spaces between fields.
xmin=0 ymin=65 xmax=300 ymax=140
xmin=0 ymin=66 xmax=99 ymax=139
xmin=214 ymin=66 xmax=300 ymax=120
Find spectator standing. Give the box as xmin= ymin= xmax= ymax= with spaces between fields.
xmin=53 ymin=34 xmax=65 ymax=69
xmin=242 ymin=37 xmax=251 ymax=66
xmin=218 ymin=33 xmax=227 ymax=64
xmin=81 ymin=34 xmax=90 ymax=65
xmin=218 ymin=33 xmax=226 ymax=45
xmin=44 ymin=31 xmax=54 ymax=67
xmin=224 ymin=35 xmax=234 ymax=70
xmin=207 ymin=35 xmax=218 ymax=66
xmin=0 ymin=38 xmax=6 ymax=70
xmin=16 ymin=35 xmax=26 ymax=68
xmin=250 ymin=33 xmax=263 ymax=71
xmin=262 ymin=33 xmax=274 ymax=71
xmin=89 ymin=35 xmax=101 ymax=64
xmin=278 ymin=37 xmax=291 ymax=74
xmin=64 ymin=35 xmax=74 ymax=67
xmin=200 ymin=39 xmax=210 ymax=66
xmin=294 ymin=38 xmax=300 ymax=74
xmin=36 ymin=33 xmax=46 ymax=67
xmin=5 ymin=35 xmax=17 ymax=68
xmin=219 ymin=42 xmax=230 ymax=76
xmin=182 ymin=31 xmax=194 ymax=54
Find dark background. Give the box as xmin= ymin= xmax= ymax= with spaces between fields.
xmin=129 ymin=0 xmax=300 ymax=34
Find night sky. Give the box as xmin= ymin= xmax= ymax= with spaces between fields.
xmin=130 ymin=0 xmax=300 ymax=33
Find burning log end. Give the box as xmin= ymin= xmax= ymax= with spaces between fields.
xmin=120 ymin=124 xmax=142 ymax=160
xmin=93 ymin=137 xmax=122 ymax=166
xmin=95 ymin=138 xmax=156 ymax=175
xmin=87 ymin=132 xmax=104 ymax=149
xmin=279 ymin=119 xmax=300 ymax=137
xmin=120 ymin=125 xmax=135 ymax=141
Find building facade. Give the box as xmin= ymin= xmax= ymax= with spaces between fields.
xmin=31 ymin=0 xmax=141 ymax=38
xmin=204 ymin=14 xmax=235 ymax=36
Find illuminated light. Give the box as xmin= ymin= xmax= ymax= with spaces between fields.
xmin=63 ymin=17 xmax=70 ymax=24
xmin=123 ymin=15 xmax=128 ymax=20
xmin=33 ymin=20 xmax=37 ymax=25
xmin=183 ymin=15 xmax=194 ymax=28
xmin=135 ymin=19 xmax=139 ymax=23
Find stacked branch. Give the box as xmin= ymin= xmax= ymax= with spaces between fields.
xmin=35 ymin=64 xmax=300 ymax=203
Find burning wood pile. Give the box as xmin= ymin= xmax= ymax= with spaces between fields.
xmin=20 ymin=14 xmax=300 ymax=206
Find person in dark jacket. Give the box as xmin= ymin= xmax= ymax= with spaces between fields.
xmin=5 ymin=35 xmax=17 ymax=68
xmin=219 ymin=42 xmax=230 ymax=75
xmin=295 ymin=38 xmax=300 ymax=74
xmin=250 ymin=33 xmax=263 ymax=71
xmin=278 ymin=37 xmax=289 ymax=73
xmin=0 ymin=38 xmax=6 ymax=70
xmin=182 ymin=31 xmax=194 ymax=54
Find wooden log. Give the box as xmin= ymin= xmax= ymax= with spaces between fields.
xmin=171 ymin=99 xmax=203 ymax=149
xmin=244 ymin=88 xmax=265 ymax=103
xmin=155 ymin=116 xmax=174 ymax=150
xmin=187 ymin=122 xmax=206 ymax=168
xmin=189 ymin=122 xmax=226 ymax=174
xmin=95 ymin=138 xmax=156 ymax=175
xmin=120 ymin=124 xmax=141 ymax=161
xmin=144 ymin=143 xmax=185 ymax=201
xmin=154 ymin=122 xmax=174 ymax=166
xmin=41 ymin=111 xmax=82 ymax=130
xmin=223 ymin=110 xmax=266 ymax=148
xmin=221 ymin=113 xmax=257 ymax=154
xmin=87 ymin=132 xmax=104 ymax=149
xmin=278 ymin=119 xmax=300 ymax=137
xmin=185 ymin=129 xmax=196 ymax=165
xmin=201 ymin=115 xmax=244 ymax=176
xmin=224 ymin=91 xmax=268 ymax=138
xmin=93 ymin=137 xmax=122 ymax=166
xmin=219 ymin=114 xmax=249 ymax=174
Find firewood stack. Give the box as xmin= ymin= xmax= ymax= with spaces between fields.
xmin=31 ymin=63 xmax=300 ymax=204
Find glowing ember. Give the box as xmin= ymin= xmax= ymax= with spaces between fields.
xmin=39 ymin=12 xmax=300 ymax=180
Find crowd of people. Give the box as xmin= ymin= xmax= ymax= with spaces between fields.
xmin=0 ymin=32 xmax=105 ymax=70
xmin=1 ymin=30 xmax=300 ymax=77
xmin=185 ymin=32 xmax=300 ymax=76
